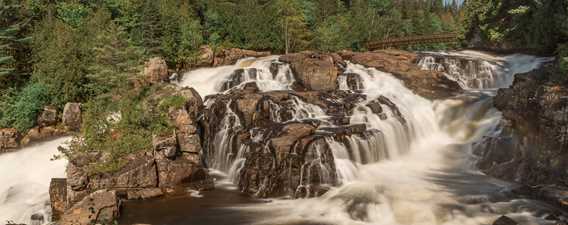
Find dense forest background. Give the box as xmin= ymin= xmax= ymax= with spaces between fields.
xmin=0 ymin=0 xmax=566 ymax=139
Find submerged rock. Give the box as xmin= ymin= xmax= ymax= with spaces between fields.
xmin=492 ymin=216 xmax=518 ymax=225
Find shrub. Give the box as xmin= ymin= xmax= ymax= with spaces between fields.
xmin=0 ymin=83 xmax=49 ymax=132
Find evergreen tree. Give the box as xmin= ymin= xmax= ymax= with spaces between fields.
xmin=87 ymin=19 xmax=143 ymax=96
xmin=0 ymin=0 xmax=33 ymax=88
xmin=273 ymin=0 xmax=311 ymax=53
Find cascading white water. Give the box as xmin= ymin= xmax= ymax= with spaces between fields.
xmin=177 ymin=56 xmax=295 ymax=98
xmin=418 ymin=51 xmax=553 ymax=90
xmin=229 ymin=52 xmax=555 ymax=225
xmin=0 ymin=137 xmax=70 ymax=224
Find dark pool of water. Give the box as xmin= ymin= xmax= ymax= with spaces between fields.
xmin=119 ymin=183 xmax=270 ymax=225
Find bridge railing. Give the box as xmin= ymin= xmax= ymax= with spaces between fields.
xmin=367 ymin=33 xmax=459 ymax=50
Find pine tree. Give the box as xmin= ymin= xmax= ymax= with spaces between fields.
xmin=87 ymin=21 xmax=143 ymax=96
xmin=0 ymin=0 xmax=32 ymax=88
xmin=273 ymin=0 xmax=311 ymax=54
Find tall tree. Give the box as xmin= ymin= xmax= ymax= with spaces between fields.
xmin=0 ymin=0 xmax=33 ymax=88
xmin=273 ymin=0 xmax=311 ymax=54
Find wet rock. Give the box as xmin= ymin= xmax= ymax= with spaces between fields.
xmin=144 ymin=57 xmax=169 ymax=83
xmin=0 ymin=128 xmax=20 ymax=152
xmin=492 ymin=215 xmax=518 ymax=225
xmin=29 ymin=214 xmax=44 ymax=225
xmin=478 ymin=63 xmax=568 ymax=187
xmin=476 ymin=62 xmax=568 ymax=208
xmin=20 ymin=126 xmax=67 ymax=146
xmin=60 ymin=190 xmax=120 ymax=225
xmin=37 ymin=106 xmax=58 ymax=127
xmin=156 ymin=155 xmax=200 ymax=188
xmin=153 ymin=133 xmax=177 ymax=159
xmin=213 ymin=48 xmax=271 ymax=66
xmin=339 ymin=50 xmax=460 ymax=99
xmin=126 ymin=188 xmax=164 ymax=200
xmin=280 ymin=52 xmax=339 ymax=91
xmin=62 ymin=103 xmax=81 ymax=131
xmin=49 ymin=178 xmax=67 ymax=221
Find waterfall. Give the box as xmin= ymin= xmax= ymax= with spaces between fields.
xmin=417 ymin=51 xmax=552 ymax=90
xmin=0 ymin=137 xmax=69 ymax=225
xmin=240 ymin=52 xmax=555 ymax=225
xmin=177 ymin=56 xmax=295 ymax=98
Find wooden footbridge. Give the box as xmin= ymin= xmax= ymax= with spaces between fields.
xmin=367 ymin=33 xmax=459 ymax=50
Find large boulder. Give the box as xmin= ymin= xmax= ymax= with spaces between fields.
xmin=194 ymin=45 xmax=214 ymax=67
xmin=280 ymin=52 xmax=340 ymax=91
xmin=37 ymin=106 xmax=58 ymax=127
xmin=144 ymin=57 xmax=169 ymax=83
xmin=60 ymin=190 xmax=120 ymax=225
xmin=62 ymin=103 xmax=82 ymax=131
xmin=0 ymin=128 xmax=20 ymax=152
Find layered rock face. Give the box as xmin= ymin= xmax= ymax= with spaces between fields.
xmin=474 ymin=63 xmax=568 ymax=209
xmin=201 ymin=71 xmax=393 ymax=197
xmin=52 ymin=86 xmax=210 ymax=224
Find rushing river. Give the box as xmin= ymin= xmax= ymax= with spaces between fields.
xmin=1 ymin=50 xmax=561 ymax=225
xmin=0 ymin=137 xmax=70 ymax=224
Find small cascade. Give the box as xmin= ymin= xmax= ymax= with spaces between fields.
xmin=208 ymin=101 xmax=243 ymax=172
xmin=344 ymin=63 xmax=437 ymax=159
xmin=417 ymin=51 xmax=553 ymax=90
xmin=178 ymin=56 xmax=295 ymax=98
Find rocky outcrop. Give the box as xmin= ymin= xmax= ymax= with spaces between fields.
xmin=213 ymin=48 xmax=271 ymax=66
xmin=52 ymin=85 xmax=209 ymax=224
xmin=339 ymin=50 xmax=460 ymax=99
xmin=475 ymin=62 xmax=568 ymax=209
xmin=280 ymin=52 xmax=341 ymax=91
xmin=202 ymin=85 xmax=394 ymax=198
xmin=144 ymin=57 xmax=169 ymax=83
xmin=37 ymin=106 xmax=58 ymax=127
xmin=49 ymin=178 xmax=67 ymax=221
xmin=62 ymin=103 xmax=81 ymax=132
xmin=60 ymin=190 xmax=120 ymax=225
xmin=0 ymin=128 xmax=20 ymax=153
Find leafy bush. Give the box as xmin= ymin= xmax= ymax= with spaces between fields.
xmin=71 ymin=86 xmax=178 ymax=174
xmin=0 ymin=82 xmax=49 ymax=132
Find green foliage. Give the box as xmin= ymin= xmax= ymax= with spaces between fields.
xmin=0 ymin=0 xmax=33 ymax=89
xmin=87 ymin=12 xmax=144 ymax=96
xmin=75 ymin=86 xmax=177 ymax=174
xmin=314 ymin=15 xmax=351 ymax=52
xmin=464 ymin=0 xmax=568 ymax=53
xmin=0 ymin=82 xmax=49 ymax=132
xmin=56 ymin=2 xmax=90 ymax=27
